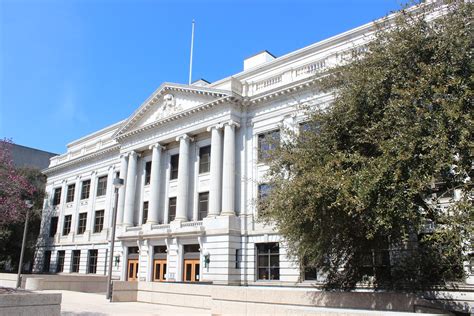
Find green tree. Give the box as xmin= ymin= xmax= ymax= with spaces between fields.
xmin=260 ymin=1 xmax=473 ymax=291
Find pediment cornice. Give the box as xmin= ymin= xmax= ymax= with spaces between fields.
xmin=115 ymin=95 xmax=241 ymax=141
xmin=113 ymin=83 xmax=234 ymax=140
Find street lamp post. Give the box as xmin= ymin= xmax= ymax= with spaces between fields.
xmin=16 ymin=199 xmax=33 ymax=288
xmin=106 ymin=177 xmax=124 ymax=301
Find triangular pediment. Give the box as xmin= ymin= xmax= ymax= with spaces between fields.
xmin=114 ymin=83 xmax=231 ymax=139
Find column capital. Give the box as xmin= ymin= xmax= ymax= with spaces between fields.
xmin=176 ymin=134 xmax=194 ymax=143
xmin=207 ymin=123 xmax=223 ymax=132
xmin=149 ymin=143 xmax=165 ymax=151
xmin=222 ymin=120 xmax=240 ymax=129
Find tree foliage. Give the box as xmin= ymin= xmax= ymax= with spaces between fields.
xmin=260 ymin=1 xmax=473 ymax=291
xmin=0 ymin=139 xmax=36 ymax=225
xmin=0 ymin=139 xmax=46 ymax=271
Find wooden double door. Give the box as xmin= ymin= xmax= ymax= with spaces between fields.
xmin=184 ymin=259 xmax=200 ymax=282
xmin=127 ymin=259 xmax=139 ymax=281
xmin=153 ymin=259 xmax=167 ymax=281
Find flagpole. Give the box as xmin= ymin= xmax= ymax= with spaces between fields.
xmin=188 ymin=19 xmax=195 ymax=85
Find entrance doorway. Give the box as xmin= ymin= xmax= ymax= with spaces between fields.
xmin=127 ymin=246 xmax=139 ymax=281
xmin=127 ymin=259 xmax=139 ymax=281
xmin=153 ymin=260 xmax=167 ymax=281
xmin=153 ymin=245 xmax=167 ymax=282
xmin=183 ymin=244 xmax=201 ymax=282
xmin=183 ymin=259 xmax=200 ymax=282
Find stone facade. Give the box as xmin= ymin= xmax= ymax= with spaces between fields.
xmin=33 ymin=3 xmax=473 ymax=287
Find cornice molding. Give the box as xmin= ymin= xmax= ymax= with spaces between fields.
xmin=43 ymin=145 xmax=120 ymax=176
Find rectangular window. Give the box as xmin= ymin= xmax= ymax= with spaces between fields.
xmin=53 ymin=187 xmax=62 ymax=206
xmin=168 ymin=197 xmax=177 ymax=222
xmin=258 ymin=183 xmax=271 ymax=200
xmin=49 ymin=216 xmax=58 ymax=237
xmin=93 ymin=210 xmax=104 ymax=233
xmin=66 ymin=184 xmax=75 ymax=203
xmin=87 ymin=249 xmax=98 ymax=274
xmin=170 ymin=154 xmax=179 ymax=180
xmin=258 ymin=129 xmax=280 ymax=161
xmin=43 ymin=250 xmax=51 ymax=273
xmin=71 ymin=250 xmax=81 ymax=273
xmin=302 ymin=257 xmax=318 ymax=281
xmin=56 ymin=250 xmax=65 ymax=273
xmin=96 ymin=176 xmax=108 ymax=197
xmin=199 ymin=146 xmax=211 ymax=174
xmin=304 ymin=267 xmax=318 ymax=281
xmin=77 ymin=213 xmax=87 ymax=235
xmin=142 ymin=201 xmax=149 ymax=224
xmin=257 ymin=243 xmax=280 ymax=281
xmin=198 ymin=192 xmax=209 ymax=220
xmin=80 ymin=180 xmax=91 ymax=200
xmin=62 ymin=215 xmax=72 ymax=235
xmin=299 ymin=121 xmax=321 ymax=135
xmin=145 ymin=161 xmax=152 ymax=185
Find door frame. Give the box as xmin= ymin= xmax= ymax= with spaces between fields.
xmin=153 ymin=259 xmax=167 ymax=282
xmin=183 ymin=259 xmax=200 ymax=282
xmin=127 ymin=259 xmax=139 ymax=281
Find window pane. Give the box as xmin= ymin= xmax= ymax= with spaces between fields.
xmin=258 ymin=255 xmax=269 ymax=267
xmin=66 ymin=184 xmax=75 ymax=203
xmin=77 ymin=213 xmax=87 ymax=235
xmin=170 ymin=155 xmax=179 ymax=180
xmin=49 ymin=217 xmax=58 ymax=237
xmin=142 ymin=202 xmax=149 ymax=224
xmin=145 ymin=161 xmax=152 ymax=185
xmin=256 ymin=243 xmax=280 ymax=281
xmin=270 ymin=268 xmax=280 ymax=280
xmin=53 ymin=188 xmax=62 ymax=206
xmin=94 ymin=210 xmax=104 ymax=233
xmin=258 ymin=130 xmax=280 ymax=161
xmin=63 ymin=215 xmax=72 ymax=235
xmin=81 ymin=180 xmax=91 ymax=200
xmin=199 ymin=146 xmax=211 ymax=173
xmin=96 ymin=176 xmax=108 ymax=196
xmin=304 ymin=267 xmax=318 ymax=281
xmin=198 ymin=192 xmax=209 ymax=220
xmin=185 ymin=263 xmax=192 ymax=281
xmin=258 ymin=268 xmax=269 ymax=280
xmin=56 ymin=251 xmax=65 ymax=273
xmin=168 ymin=197 xmax=176 ymax=222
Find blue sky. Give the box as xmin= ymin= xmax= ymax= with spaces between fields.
xmin=0 ymin=0 xmax=402 ymax=154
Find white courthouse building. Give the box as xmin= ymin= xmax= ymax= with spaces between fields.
xmin=35 ymin=12 xmax=470 ymax=286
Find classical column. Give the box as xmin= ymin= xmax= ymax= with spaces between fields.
xmin=123 ymin=151 xmax=138 ymax=226
xmin=221 ymin=120 xmax=239 ymax=216
xmin=148 ymin=143 xmax=164 ymax=224
xmin=207 ymin=124 xmax=223 ymax=217
xmin=116 ymin=154 xmax=128 ymax=225
xmin=175 ymin=134 xmax=193 ymax=222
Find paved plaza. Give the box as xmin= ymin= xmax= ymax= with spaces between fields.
xmin=38 ymin=290 xmax=210 ymax=316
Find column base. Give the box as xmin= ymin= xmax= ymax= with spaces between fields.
xmin=220 ymin=210 xmax=236 ymax=216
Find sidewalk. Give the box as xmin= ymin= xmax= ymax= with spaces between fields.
xmin=37 ymin=290 xmax=210 ymax=316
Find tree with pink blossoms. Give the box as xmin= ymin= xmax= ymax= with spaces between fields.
xmin=0 ymin=139 xmax=36 ymax=225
